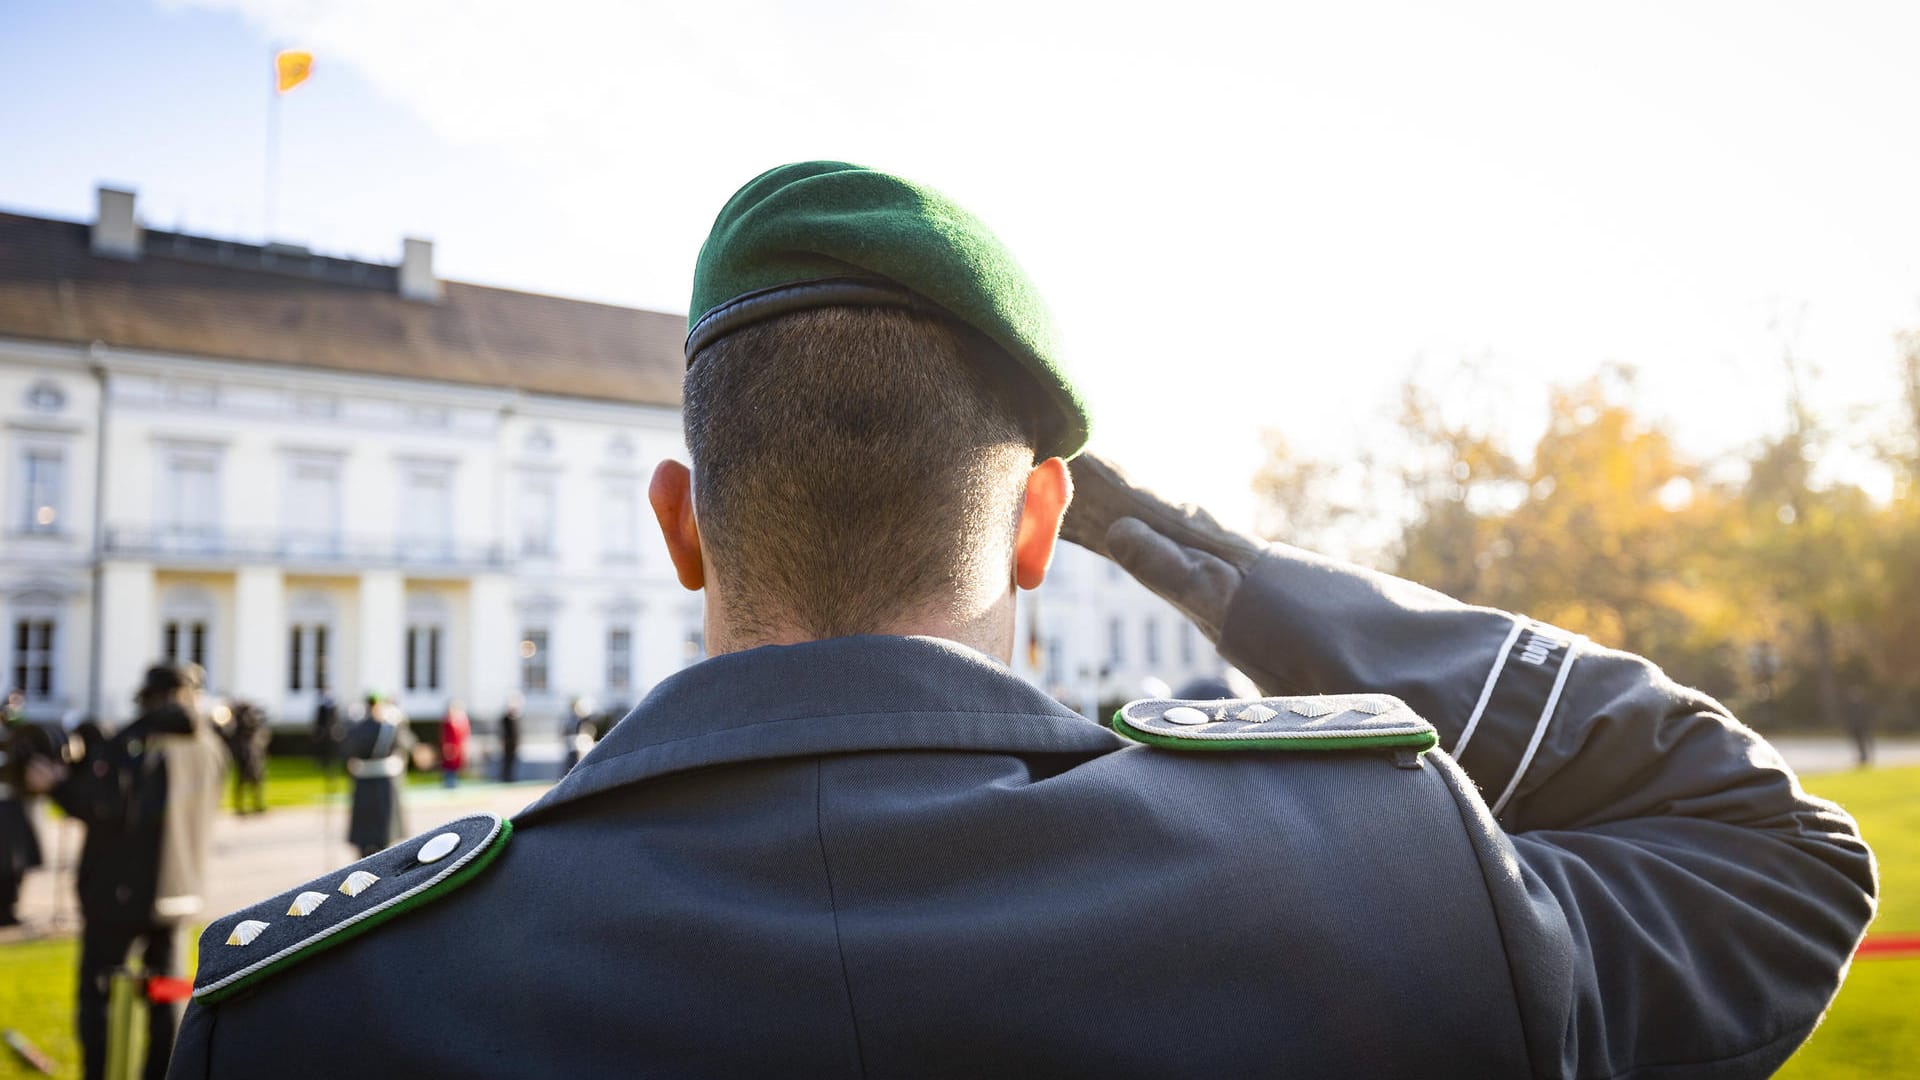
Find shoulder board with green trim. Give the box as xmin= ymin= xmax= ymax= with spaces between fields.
xmin=1112 ymin=694 xmax=1437 ymax=754
xmin=193 ymin=812 xmax=511 ymax=1005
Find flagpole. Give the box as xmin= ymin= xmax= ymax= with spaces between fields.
xmin=265 ymin=45 xmax=281 ymax=241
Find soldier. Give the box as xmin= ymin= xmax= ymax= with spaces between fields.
xmin=170 ymin=163 xmax=1874 ymax=1078
xmin=310 ymin=685 xmax=341 ymax=774
xmin=495 ymin=693 xmax=522 ymax=783
xmin=0 ymin=688 xmax=54 ymax=926
xmin=340 ymin=693 xmax=411 ymax=859
xmin=560 ymin=696 xmax=596 ymax=777
xmin=220 ymin=701 xmax=271 ymax=815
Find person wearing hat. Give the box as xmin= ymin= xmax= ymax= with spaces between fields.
xmin=340 ymin=692 xmax=413 ymax=859
xmin=0 ymin=688 xmax=56 ymax=927
xmin=25 ymin=663 xmax=225 ymax=1080
xmin=169 ymin=163 xmax=1870 ymax=1077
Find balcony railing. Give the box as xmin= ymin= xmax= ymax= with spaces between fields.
xmin=102 ymin=526 xmax=511 ymax=571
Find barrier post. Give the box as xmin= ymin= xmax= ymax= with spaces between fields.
xmin=103 ymin=969 xmax=145 ymax=1080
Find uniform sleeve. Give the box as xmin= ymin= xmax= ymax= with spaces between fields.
xmin=1214 ymin=541 xmax=1878 ymax=1078
xmin=167 ymin=1000 xmax=214 ymax=1079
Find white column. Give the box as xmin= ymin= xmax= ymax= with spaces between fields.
xmin=230 ymin=565 xmax=285 ymax=708
xmin=467 ymin=572 xmax=514 ymax=716
xmin=356 ymin=569 xmax=404 ymax=700
xmin=95 ymin=561 xmax=157 ymax=725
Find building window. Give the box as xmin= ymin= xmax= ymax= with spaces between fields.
xmin=518 ymin=476 xmax=556 ymax=557
xmin=607 ymin=626 xmax=632 ymax=692
xmin=22 ymin=449 xmax=63 ymax=533
xmin=405 ymin=625 xmax=443 ymax=692
xmin=1144 ymin=616 xmax=1161 ymax=666
xmin=284 ymin=457 xmax=343 ymax=557
xmin=601 ymin=487 xmax=639 ymax=562
xmin=1181 ymin=621 xmax=1197 ymax=665
xmin=162 ymin=619 xmax=209 ymax=682
xmin=161 ymin=447 xmax=222 ymax=547
xmin=1046 ymin=638 xmax=1063 ymax=688
xmin=288 ymin=623 xmax=330 ymax=692
xmin=11 ymin=618 xmax=55 ymax=700
xmin=161 ymin=587 xmax=218 ymax=690
xmin=520 ymin=629 xmax=549 ymax=693
xmin=400 ymin=463 xmax=454 ymax=559
xmin=1107 ymin=616 xmax=1124 ymax=666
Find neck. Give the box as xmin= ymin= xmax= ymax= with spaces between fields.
xmin=705 ymin=586 xmax=1016 ymax=664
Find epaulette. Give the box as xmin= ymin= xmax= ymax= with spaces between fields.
xmin=193 ymin=812 xmax=511 ymax=1005
xmin=1112 ymin=694 xmax=1437 ymax=755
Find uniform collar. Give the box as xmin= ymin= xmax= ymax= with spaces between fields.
xmin=518 ymin=635 xmax=1123 ymax=822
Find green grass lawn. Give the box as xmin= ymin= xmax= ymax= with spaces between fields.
xmin=1799 ymin=765 xmax=1920 ymax=936
xmin=2 ymin=765 xmax=1914 ymax=1078
xmin=0 ymin=935 xmax=81 ymax=1077
xmin=44 ymin=757 xmax=445 ymax=820
xmin=1777 ymin=764 xmax=1920 ymax=1078
xmin=236 ymin=756 xmax=443 ymax=812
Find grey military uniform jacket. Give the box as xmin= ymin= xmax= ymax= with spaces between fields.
xmin=170 ymin=542 xmax=1875 ymax=1079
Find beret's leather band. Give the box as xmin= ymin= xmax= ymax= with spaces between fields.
xmin=684 ymin=277 xmax=945 ymax=363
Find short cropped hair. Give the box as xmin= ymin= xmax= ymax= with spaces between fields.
xmin=684 ymin=307 xmax=1037 ymax=640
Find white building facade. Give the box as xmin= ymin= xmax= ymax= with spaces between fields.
xmin=0 ymin=188 xmax=1224 ymax=730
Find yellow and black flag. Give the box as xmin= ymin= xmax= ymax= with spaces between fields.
xmin=275 ymin=49 xmax=313 ymax=94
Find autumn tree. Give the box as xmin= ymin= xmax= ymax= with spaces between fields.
xmin=1252 ymin=352 xmax=1920 ymax=737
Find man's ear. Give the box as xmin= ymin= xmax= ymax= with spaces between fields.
xmin=649 ymin=460 xmax=705 ymax=591
xmin=1014 ymin=457 xmax=1072 ymax=590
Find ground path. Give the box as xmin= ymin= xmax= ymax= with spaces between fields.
xmin=4 ymin=780 xmax=549 ymax=943
xmin=1767 ymin=737 xmax=1920 ymax=776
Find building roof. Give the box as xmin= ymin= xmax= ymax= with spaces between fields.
xmin=0 ymin=210 xmax=685 ymax=408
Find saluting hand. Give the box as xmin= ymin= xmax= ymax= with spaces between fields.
xmin=1059 ymin=454 xmax=1261 ymax=641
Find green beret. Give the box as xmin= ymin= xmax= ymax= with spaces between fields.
xmin=687 ymin=161 xmax=1090 ymax=459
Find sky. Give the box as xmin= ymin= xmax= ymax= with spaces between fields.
xmin=3 ymin=0 xmax=1918 ymax=529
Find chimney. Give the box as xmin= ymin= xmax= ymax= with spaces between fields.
xmin=399 ymin=237 xmax=440 ymax=301
xmin=92 ymin=186 xmax=141 ymax=260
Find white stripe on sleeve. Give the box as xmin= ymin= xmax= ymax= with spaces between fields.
xmin=1451 ymin=617 xmax=1527 ymax=760
xmin=1488 ymin=638 xmax=1583 ymax=818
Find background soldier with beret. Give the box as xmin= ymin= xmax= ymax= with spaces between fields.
xmin=340 ymin=693 xmax=412 ymax=859
xmin=170 ymin=162 xmax=1874 ymax=1078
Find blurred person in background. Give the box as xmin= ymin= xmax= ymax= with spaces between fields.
xmin=496 ymin=692 xmax=522 ymax=783
xmin=219 ymin=701 xmax=271 ymax=815
xmin=25 ymin=663 xmax=225 ymax=1080
xmin=1172 ymin=674 xmax=1234 ymax=701
xmin=310 ymin=683 xmax=341 ymax=775
xmin=439 ymin=700 xmax=470 ymax=789
xmin=342 ymin=692 xmax=412 ymax=859
xmin=1 ymin=687 xmax=56 ymax=926
xmin=561 ymin=696 xmax=597 ymax=776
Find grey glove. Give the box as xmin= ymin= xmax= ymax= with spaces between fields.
xmin=1060 ymin=454 xmax=1262 ymax=640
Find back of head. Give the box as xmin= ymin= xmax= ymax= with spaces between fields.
xmin=136 ymin=662 xmax=199 ymax=729
xmin=685 ymin=307 xmax=1036 ymax=641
